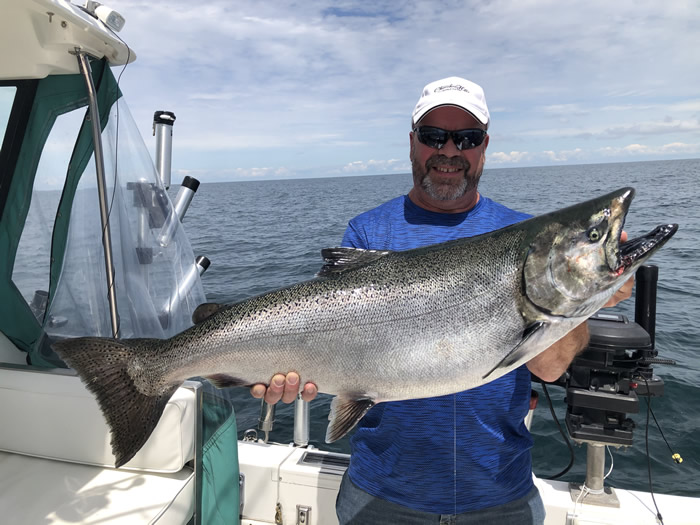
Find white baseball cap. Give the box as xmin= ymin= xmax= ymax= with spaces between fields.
xmin=412 ymin=77 xmax=490 ymax=129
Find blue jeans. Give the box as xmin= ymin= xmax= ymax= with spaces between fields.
xmin=336 ymin=472 xmax=546 ymax=525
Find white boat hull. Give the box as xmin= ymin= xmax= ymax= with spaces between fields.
xmin=238 ymin=440 xmax=698 ymax=525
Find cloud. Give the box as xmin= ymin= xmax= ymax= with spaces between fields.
xmin=174 ymin=166 xmax=295 ymax=181
xmin=488 ymin=142 xmax=700 ymax=166
xmin=108 ymin=1 xmax=700 ymax=180
xmin=542 ymin=148 xmax=585 ymax=162
xmin=660 ymin=142 xmax=700 ymax=154
xmin=489 ymin=151 xmax=532 ymax=163
xmin=669 ymin=100 xmax=700 ymax=114
xmin=603 ymin=119 xmax=700 ymax=138
xmin=540 ymin=104 xmax=590 ymax=117
xmin=505 ymin=116 xmax=700 ymax=142
xmin=598 ymin=142 xmax=700 ymax=157
xmin=336 ymin=159 xmax=407 ymax=174
xmin=187 ymin=92 xmax=237 ymax=101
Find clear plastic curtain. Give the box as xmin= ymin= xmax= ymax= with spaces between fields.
xmin=46 ymin=97 xmax=206 ymax=340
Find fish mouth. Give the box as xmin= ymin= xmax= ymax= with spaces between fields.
xmin=615 ymin=223 xmax=678 ymax=274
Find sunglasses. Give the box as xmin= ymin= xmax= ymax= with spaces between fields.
xmin=412 ymin=126 xmax=487 ymax=151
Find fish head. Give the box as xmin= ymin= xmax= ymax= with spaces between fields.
xmin=523 ymin=187 xmax=678 ymax=318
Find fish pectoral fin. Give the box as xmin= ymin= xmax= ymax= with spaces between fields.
xmin=482 ymin=321 xmax=546 ymax=381
xmin=325 ymin=395 xmax=375 ymax=443
xmin=204 ymin=374 xmax=252 ymax=389
xmin=317 ymin=247 xmax=391 ymax=277
xmin=192 ymin=303 xmax=228 ymax=324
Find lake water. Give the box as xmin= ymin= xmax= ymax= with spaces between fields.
xmin=181 ymin=158 xmax=700 ymax=498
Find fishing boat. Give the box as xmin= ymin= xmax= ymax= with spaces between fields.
xmin=0 ymin=1 xmax=696 ymax=523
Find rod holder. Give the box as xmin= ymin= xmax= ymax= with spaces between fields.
xmin=294 ymin=395 xmax=310 ymax=447
xmin=173 ymin=176 xmax=200 ymax=221
xmin=160 ymin=255 xmax=210 ymax=329
xmin=258 ymin=400 xmax=276 ymax=443
xmin=634 ymin=265 xmax=658 ymax=348
xmin=158 ymin=176 xmax=200 ymax=247
xmin=153 ymin=111 xmax=176 ymax=189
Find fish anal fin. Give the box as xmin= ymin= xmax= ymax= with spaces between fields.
xmin=205 ymin=373 xmax=251 ymax=389
xmin=317 ymin=248 xmax=391 ymax=277
xmin=482 ymin=321 xmax=546 ymax=381
xmin=192 ymin=303 xmax=227 ymax=324
xmin=325 ymin=395 xmax=375 ymax=443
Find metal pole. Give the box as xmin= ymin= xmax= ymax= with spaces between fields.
xmin=294 ymin=395 xmax=310 ymax=447
xmin=161 ymin=256 xmax=210 ymax=328
xmin=569 ymin=442 xmax=620 ymax=507
xmin=585 ymin=443 xmax=606 ymax=492
xmin=258 ymin=400 xmax=276 ymax=443
xmin=76 ymin=52 xmax=119 ymax=338
xmin=158 ymin=176 xmax=200 ymax=247
xmin=634 ymin=265 xmax=658 ymax=348
xmin=153 ymin=111 xmax=176 ymax=189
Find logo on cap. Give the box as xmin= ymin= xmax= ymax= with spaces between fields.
xmin=434 ymin=84 xmax=470 ymax=94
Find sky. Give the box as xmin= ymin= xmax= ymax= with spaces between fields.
xmin=107 ymin=0 xmax=700 ymax=182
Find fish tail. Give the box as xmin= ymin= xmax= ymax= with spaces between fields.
xmin=53 ymin=337 xmax=178 ymax=468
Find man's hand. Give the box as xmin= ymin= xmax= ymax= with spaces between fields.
xmin=602 ymin=230 xmax=633 ymax=308
xmin=603 ymin=276 xmax=634 ymax=308
xmin=250 ymin=372 xmax=318 ymax=404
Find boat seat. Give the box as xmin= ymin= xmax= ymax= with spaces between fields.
xmin=0 ymin=451 xmax=194 ymax=524
xmin=0 ymin=363 xmax=199 ymax=524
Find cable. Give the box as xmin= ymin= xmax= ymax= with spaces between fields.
xmin=647 ymin=402 xmax=683 ymax=464
xmin=642 ymin=377 xmax=664 ymax=525
xmin=540 ymin=382 xmax=576 ymax=480
xmin=604 ymin=445 xmax=614 ymax=480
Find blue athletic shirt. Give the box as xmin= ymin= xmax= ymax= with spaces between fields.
xmin=341 ymin=194 xmax=534 ymax=514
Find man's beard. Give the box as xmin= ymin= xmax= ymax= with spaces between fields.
xmin=412 ymin=154 xmax=482 ymax=201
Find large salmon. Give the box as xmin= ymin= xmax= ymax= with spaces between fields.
xmin=54 ymin=187 xmax=677 ymax=467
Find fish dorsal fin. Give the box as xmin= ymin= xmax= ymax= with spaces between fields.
xmin=317 ymin=247 xmax=391 ymax=277
xmin=325 ymin=394 xmax=376 ymax=442
xmin=192 ymin=302 xmax=226 ymax=324
xmin=482 ymin=321 xmax=546 ymax=381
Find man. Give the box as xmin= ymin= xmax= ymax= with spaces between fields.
xmin=252 ymin=77 xmax=632 ymax=524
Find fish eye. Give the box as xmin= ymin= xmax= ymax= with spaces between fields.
xmin=587 ymin=227 xmax=602 ymax=242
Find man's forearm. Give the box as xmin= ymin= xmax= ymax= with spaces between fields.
xmin=526 ymin=322 xmax=590 ymax=382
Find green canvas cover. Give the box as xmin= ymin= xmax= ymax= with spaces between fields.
xmin=201 ymin=390 xmax=241 ymax=524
